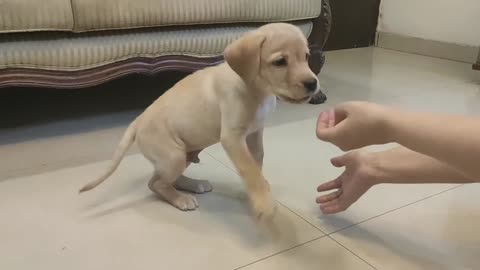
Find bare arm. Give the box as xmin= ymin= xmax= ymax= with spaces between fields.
xmin=316 ymin=146 xmax=474 ymax=214
xmin=387 ymin=110 xmax=480 ymax=181
xmin=371 ymin=146 xmax=475 ymax=184
xmin=316 ymin=102 xmax=480 ymax=181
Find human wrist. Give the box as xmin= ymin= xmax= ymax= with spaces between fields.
xmin=378 ymin=106 xmax=400 ymax=144
xmin=364 ymin=151 xmax=385 ymax=186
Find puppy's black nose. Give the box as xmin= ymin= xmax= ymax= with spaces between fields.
xmin=303 ymin=79 xmax=318 ymax=93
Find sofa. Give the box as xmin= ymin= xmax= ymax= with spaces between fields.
xmin=0 ymin=0 xmax=331 ymax=104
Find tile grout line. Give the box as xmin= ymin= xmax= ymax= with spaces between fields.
xmin=204 ymin=152 xmax=333 ymax=270
xmin=208 ymin=152 xmax=376 ymax=269
xmin=327 ymin=235 xmax=378 ymax=270
xmin=277 ymin=201 xmax=377 ymax=269
xmin=275 ymin=185 xmax=464 ymax=270
xmin=321 ymin=186 xmax=463 ymax=270
xmin=205 ymin=151 xmax=329 ymax=235
xmin=204 ymin=150 xmax=238 ymax=174
xmin=276 ymin=200 xmax=327 ymax=234
xmin=326 ymin=184 xmax=465 ymax=236
xmin=206 ymin=151 xmax=464 ymax=269
xmin=211 ymin=148 xmax=466 ymax=236
xmin=321 ymin=185 xmax=466 ymax=267
xmin=233 ymin=235 xmax=326 ymax=270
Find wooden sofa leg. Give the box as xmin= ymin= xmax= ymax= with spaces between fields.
xmin=309 ymin=51 xmax=327 ymax=104
xmin=308 ymin=0 xmax=332 ymax=105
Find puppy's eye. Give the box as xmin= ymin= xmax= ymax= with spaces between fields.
xmin=272 ymin=57 xmax=288 ymax=67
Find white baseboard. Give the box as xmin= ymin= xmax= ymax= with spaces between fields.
xmin=376 ymin=32 xmax=479 ymax=64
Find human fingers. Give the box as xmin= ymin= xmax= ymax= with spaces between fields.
xmin=316 ymin=106 xmax=344 ymax=138
xmin=319 ymin=199 xmax=345 ymax=214
xmin=316 ymin=119 xmax=343 ymax=142
xmin=316 ymin=110 xmax=331 ymax=129
xmin=316 ymin=110 xmax=335 ymax=138
xmin=317 ymin=118 xmax=354 ymax=147
xmin=327 ymin=108 xmax=335 ymax=128
xmin=316 ymin=189 xmax=342 ymax=204
xmin=317 ymin=178 xmax=342 ymax=192
xmin=320 ymin=204 xmax=344 ymax=215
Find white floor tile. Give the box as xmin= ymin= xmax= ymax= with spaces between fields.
xmin=1 ymin=47 xmax=479 ymax=269
xmin=206 ymin=47 xmax=479 ymax=233
xmin=0 ymin=153 xmax=322 ymax=270
xmin=331 ymin=184 xmax=480 ymax=270
xmin=321 ymin=48 xmax=479 ymax=114
xmin=240 ymin=237 xmax=374 ymax=270
xmin=0 ymin=111 xmax=141 ymax=181
xmin=205 ymin=119 xmax=458 ymax=233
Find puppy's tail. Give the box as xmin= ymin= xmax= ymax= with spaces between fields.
xmin=79 ymin=119 xmax=137 ymax=193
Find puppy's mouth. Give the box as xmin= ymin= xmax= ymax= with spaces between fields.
xmin=278 ymin=94 xmax=312 ymax=104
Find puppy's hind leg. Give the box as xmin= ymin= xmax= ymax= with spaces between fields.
xmin=175 ymin=170 xmax=213 ymax=194
xmin=174 ymin=150 xmax=213 ymax=194
xmin=148 ymin=151 xmax=199 ymax=211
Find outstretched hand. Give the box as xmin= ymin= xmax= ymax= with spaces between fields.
xmin=316 ymin=151 xmax=377 ymax=214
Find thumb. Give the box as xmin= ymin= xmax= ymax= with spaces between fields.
xmin=330 ymin=153 xmax=348 ymax=167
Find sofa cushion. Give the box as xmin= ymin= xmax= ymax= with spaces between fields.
xmin=0 ymin=0 xmax=74 ymax=33
xmin=72 ymin=0 xmax=321 ymax=32
xmin=0 ymin=22 xmax=312 ymax=71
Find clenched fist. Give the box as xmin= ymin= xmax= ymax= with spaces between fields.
xmin=316 ymin=101 xmax=394 ymax=151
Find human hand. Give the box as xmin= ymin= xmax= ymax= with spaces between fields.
xmin=316 ymin=151 xmax=378 ymax=214
xmin=316 ymin=101 xmax=393 ymax=151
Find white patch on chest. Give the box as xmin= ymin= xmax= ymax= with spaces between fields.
xmin=249 ymin=95 xmax=277 ymax=133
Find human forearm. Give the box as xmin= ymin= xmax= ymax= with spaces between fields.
xmin=316 ymin=101 xmax=480 ymax=181
xmin=370 ymin=146 xmax=475 ymax=184
xmin=385 ymin=110 xmax=480 ymax=180
xmin=315 ymin=146 xmax=472 ymax=215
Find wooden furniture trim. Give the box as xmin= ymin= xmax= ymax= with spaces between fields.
xmin=0 ymin=0 xmax=331 ymax=89
xmin=474 ymin=49 xmax=480 ymax=70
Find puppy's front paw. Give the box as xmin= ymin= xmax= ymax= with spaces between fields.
xmin=171 ymin=193 xmax=199 ymax=211
xmin=250 ymin=190 xmax=277 ymax=221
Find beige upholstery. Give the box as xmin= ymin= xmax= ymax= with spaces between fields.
xmin=0 ymin=0 xmax=321 ymax=33
xmin=0 ymin=0 xmax=74 ymax=33
xmin=0 ymin=22 xmax=312 ymax=71
xmin=71 ymin=0 xmax=321 ymax=32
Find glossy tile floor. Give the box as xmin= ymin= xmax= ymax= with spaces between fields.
xmin=1 ymin=48 xmax=479 ymax=270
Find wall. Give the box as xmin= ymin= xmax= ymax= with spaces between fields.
xmin=324 ymin=0 xmax=381 ymax=51
xmin=377 ymin=0 xmax=480 ymax=47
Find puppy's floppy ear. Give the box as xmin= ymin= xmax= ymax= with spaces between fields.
xmin=224 ymin=31 xmax=266 ymax=83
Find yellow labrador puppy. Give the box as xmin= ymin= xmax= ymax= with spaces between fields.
xmin=79 ymin=23 xmax=320 ymax=219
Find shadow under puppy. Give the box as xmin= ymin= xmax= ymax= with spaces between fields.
xmin=79 ymin=23 xmax=321 ymax=220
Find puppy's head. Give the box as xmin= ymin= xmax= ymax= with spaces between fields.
xmin=224 ymin=23 xmax=319 ymax=103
